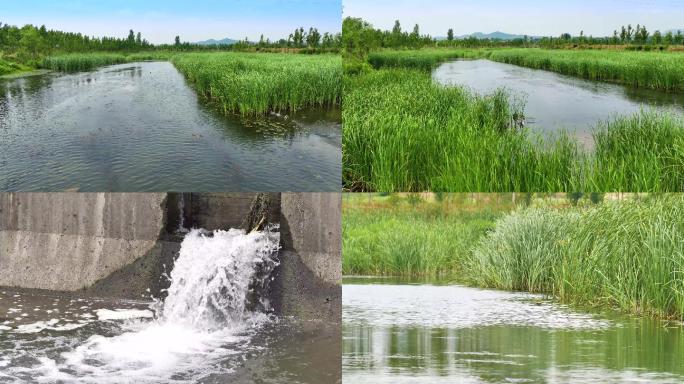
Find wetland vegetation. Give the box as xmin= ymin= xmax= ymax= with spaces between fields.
xmin=342 ymin=18 xmax=684 ymax=192
xmin=343 ymin=193 xmax=684 ymax=320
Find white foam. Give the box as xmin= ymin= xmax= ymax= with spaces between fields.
xmin=96 ymin=309 xmax=153 ymax=321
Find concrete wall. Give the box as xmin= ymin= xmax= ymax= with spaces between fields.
xmin=0 ymin=193 xmax=166 ymax=291
xmin=0 ymin=192 xmax=342 ymax=321
xmin=273 ymin=193 xmax=342 ymax=322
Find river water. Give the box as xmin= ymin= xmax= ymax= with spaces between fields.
xmin=0 ymin=62 xmax=341 ymax=191
xmin=433 ymin=59 xmax=684 ymax=142
xmin=343 ymin=278 xmax=684 ymax=384
xmin=0 ymin=228 xmax=339 ymax=383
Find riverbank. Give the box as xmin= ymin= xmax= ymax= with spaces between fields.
xmin=343 ymin=61 xmax=684 ymax=192
xmin=367 ymin=48 xmax=684 ymax=92
xmin=342 ymin=193 xmax=684 ymax=320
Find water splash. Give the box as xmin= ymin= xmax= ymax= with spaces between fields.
xmin=162 ymin=227 xmax=280 ymax=330
xmin=9 ymin=226 xmax=281 ymax=383
xmin=176 ymin=193 xmax=189 ymax=234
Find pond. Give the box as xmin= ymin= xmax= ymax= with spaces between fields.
xmin=343 ymin=278 xmax=684 ymax=384
xmin=0 ymin=62 xmax=341 ymax=191
xmin=433 ymin=59 xmax=684 ymax=143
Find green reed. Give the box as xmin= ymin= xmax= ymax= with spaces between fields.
xmin=343 ymin=67 xmax=684 ymax=192
xmin=172 ymin=52 xmax=342 ymax=115
xmin=468 ymin=195 xmax=684 ymax=319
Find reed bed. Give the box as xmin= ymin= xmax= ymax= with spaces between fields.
xmin=172 ymin=52 xmax=342 ymax=115
xmin=368 ymin=49 xmax=487 ymax=70
xmin=41 ymin=52 xmax=176 ymax=72
xmin=342 ymin=194 xmax=510 ymax=276
xmin=468 ymin=195 xmax=684 ymax=319
xmin=343 ymin=67 xmax=684 ymax=192
xmin=488 ymin=49 xmax=684 ymax=92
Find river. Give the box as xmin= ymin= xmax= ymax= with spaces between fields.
xmin=0 ymin=62 xmax=341 ymax=191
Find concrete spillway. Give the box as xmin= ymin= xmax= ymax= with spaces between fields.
xmin=0 ymin=192 xmax=341 ymax=321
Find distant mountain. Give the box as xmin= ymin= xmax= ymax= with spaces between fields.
xmin=195 ymin=38 xmax=239 ymax=46
xmin=435 ymin=31 xmax=537 ymax=41
xmin=460 ymin=31 xmax=532 ymax=40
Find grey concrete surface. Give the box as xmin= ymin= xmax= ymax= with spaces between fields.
xmin=0 ymin=193 xmax=342 ymax=322
xmin=273 ymin=193 xmax=342 ymax=321
xmin=0 ymin=193 xmax=166 ymax=291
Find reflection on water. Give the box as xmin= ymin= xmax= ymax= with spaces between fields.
xmin=0 ymin=62 xmax=341 ymax=191
xmin=433 ymin=59 xmax=684 ymax=140
xmin=343 ymin=279 xmax=684 ymax=384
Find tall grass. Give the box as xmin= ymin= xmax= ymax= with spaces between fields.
xmin=368 ymin=49 xmax=487 ymax=70
xmin=343 ymin=68 xmax=684 ymax=192
xmin=467 ymin=195 xmax=684 ymax=319
xmin=488 ymin=49 xmax=684 ymax=92
xmin=172 ymin=52 xmax=342 ymax=115
xmin=342 ymin=194 xmax=511 ymax=276
xmin=40 ymin=52 xmax=175 ymax=72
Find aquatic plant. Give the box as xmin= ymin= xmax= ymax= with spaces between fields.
xmin=343 ymin=67 xmax=684 ymax=192
xmin=172 ymin=52 xmax=342 ymax=115
xmin=468 ymin=195 xmax=684 ymax=319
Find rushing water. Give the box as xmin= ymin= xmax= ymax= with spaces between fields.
xmin=0 ymin=62 xmax=341 ymax=191
xmin=343 ymin=278 xmax=684 ymax=384
xmin=0 ymin=227 xmax=338 ymax=383
xmin=433 ymin=59 xmax=684 ymax=141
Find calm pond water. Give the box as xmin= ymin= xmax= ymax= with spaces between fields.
xmin=0 ymin=62 xmax=341 ymax=191
xmin=343 ymin=278 xmax=684 ymax=384
xmin=434 ymin=59 xmax=684 ymax=140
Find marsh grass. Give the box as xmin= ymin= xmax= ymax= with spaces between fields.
xmin=467 ymin=195 xmax=684 ymax=319
xmin=343 ymin=67 xmax=684 ymax=192
xmin=172 ymin=52 xmax=342 ymax=115
xmin=342 ymin=193 xmax=515 ymax=276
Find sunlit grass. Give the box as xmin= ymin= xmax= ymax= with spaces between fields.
xmin=343 ymin=67 xmax=684 ymax=191
xmin=172 ymin=52 xmax=342 ymax=115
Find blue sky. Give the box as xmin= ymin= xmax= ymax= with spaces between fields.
xmin=0 ymin=0 xmax=341 ymax=44
xmin=344 ymin=0 xmax=684 ymax=37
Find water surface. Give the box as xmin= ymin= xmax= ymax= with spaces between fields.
xmin=433 ymin=59 xmax=684 ymax=141
xmin=343 ymin=278 xmax=684 ymax=384
xmin=0 ymin=62 xmax=341 ymax=191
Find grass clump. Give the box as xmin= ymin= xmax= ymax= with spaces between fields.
xmin=467 ymin=195 xmax=684 ymax=319
xmin=343 ymin=67 xmax=684 ymax=192
xmin=172 ymin=52 xmax=342 ymax=115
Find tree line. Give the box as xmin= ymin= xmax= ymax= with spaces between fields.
xmin=343 ymin=17 xmax=684 ymax=56
xmin=0 ymin=22 xmax=341 ymax=65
